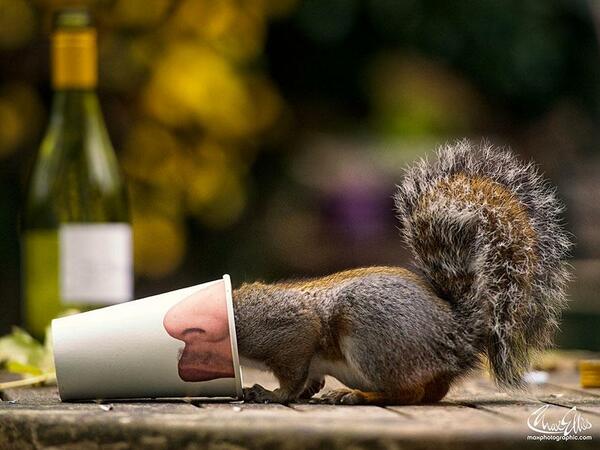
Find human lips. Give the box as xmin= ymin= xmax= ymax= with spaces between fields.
xmin=177 ymin=345 xmax=234 ymax=382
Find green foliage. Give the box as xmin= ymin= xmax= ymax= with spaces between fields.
xmin=0 ymin=326 xmax=53 ymax=376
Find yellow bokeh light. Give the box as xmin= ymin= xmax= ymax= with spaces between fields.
xmin=122 ymin=120 xmax=182 ymax=186
xmin=132 ymin=212 xmax=186 ymax=278
xmin=143 ymin=42 xmax=255 ymax=137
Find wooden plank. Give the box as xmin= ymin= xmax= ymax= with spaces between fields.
xmin=541 ymin=369 xmax=600 ymax=405
xmin=292 ymin=403 xmax=400 ymax=420
xmin=388 ymin=403 xmax=517 ymax=428
xmin=2 ymin=367 xmax=600 ymax=448
xmin=1 ymin=407 xmax=543 ymax=450
xmin=3 ymin=385 xmax=60 ymax=403
xmin=0 ymin=385 xmax=531 ymax=449
xmin=1 ymin=384 xmax=204 ymax=416
xmin=198 ymin=402 xmax=299 ymax=419
xmin=447 ymin=370 xmax=600 ymax=436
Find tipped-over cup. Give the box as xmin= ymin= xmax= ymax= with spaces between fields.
xmin=52 ymin=275 xmax=242 ymax=401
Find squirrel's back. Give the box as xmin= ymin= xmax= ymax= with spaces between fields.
xmin=394 ymin=140 xmax=571 ymax=388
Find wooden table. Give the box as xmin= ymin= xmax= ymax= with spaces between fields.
xmin=1 ymin=365 xmax=599 ymax=449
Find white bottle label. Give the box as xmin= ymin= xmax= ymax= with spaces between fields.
xmin=59 ymin=223 xmax=133 ymax=305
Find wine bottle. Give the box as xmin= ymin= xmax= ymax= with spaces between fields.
xmin=22 ymin=9 xmax=132 ymax=339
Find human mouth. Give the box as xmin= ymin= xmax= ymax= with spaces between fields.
xmin=177 ymin=345 xmax=234 ymax=382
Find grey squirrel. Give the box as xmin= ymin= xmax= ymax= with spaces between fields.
xmin=233 ymin=140 xmax=572 ymax=405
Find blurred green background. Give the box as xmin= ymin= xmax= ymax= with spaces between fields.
xmin=0 ymin=0 xmax=599 ymax=349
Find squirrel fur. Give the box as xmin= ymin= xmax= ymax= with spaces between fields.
xmin=233 ymin=140 xmax=572 ymax=405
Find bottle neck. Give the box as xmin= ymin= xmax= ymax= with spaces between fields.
xmin=49 ymin=89 xmax=101 ymax=126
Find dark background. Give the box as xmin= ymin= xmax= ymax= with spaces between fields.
xmin=0 ymin=0 xmax=599 ymax=349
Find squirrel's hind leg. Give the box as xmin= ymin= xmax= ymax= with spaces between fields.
xmin=315 ymin=386 xmax=425 ymax=405
xmin=315 ymin=377 xmax=451 ymax=405
xmin=312 ymin=374 xmax=452 ymax=405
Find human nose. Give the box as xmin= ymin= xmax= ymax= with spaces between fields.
xmin=163 ymin=295 xmax=229 ymax=342
xmin=163 ymin=297 xmax=200 ymax=340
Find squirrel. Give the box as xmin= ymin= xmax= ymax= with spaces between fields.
xmin=232 ymin=140 xmax=572 ymax=405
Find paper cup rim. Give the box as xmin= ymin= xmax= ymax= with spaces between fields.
xmin=223 ymin=274 xmax=243 ymax=399
xmin=51 ymin=318 xmax=65 ymax=400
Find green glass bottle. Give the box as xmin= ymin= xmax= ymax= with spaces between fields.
xmin=22 ymin=10 xmax=132 ymax=339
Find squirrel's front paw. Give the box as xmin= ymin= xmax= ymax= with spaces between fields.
xmin=244 ymin=384 xmax=272 ymax=403
xmin=244 ymin=384 xmax=290 ymax=404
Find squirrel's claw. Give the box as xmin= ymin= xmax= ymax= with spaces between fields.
xmin=243 ymin=384 xmax=273 ymax=403
xmin=243 ymin=384 xmax=295 ymax=404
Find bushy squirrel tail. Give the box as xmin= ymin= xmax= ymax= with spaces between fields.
xmin=394 ymin=140 xmax=571 ymax=388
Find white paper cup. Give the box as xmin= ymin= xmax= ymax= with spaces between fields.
xmin=52 ymin=275 xmax=243 ymax=401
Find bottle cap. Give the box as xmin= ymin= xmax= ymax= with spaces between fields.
xmin=51 ymin=9 xmax=97 ymax=89
xmin=579 ymin=360 xmax=600 ymax=388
